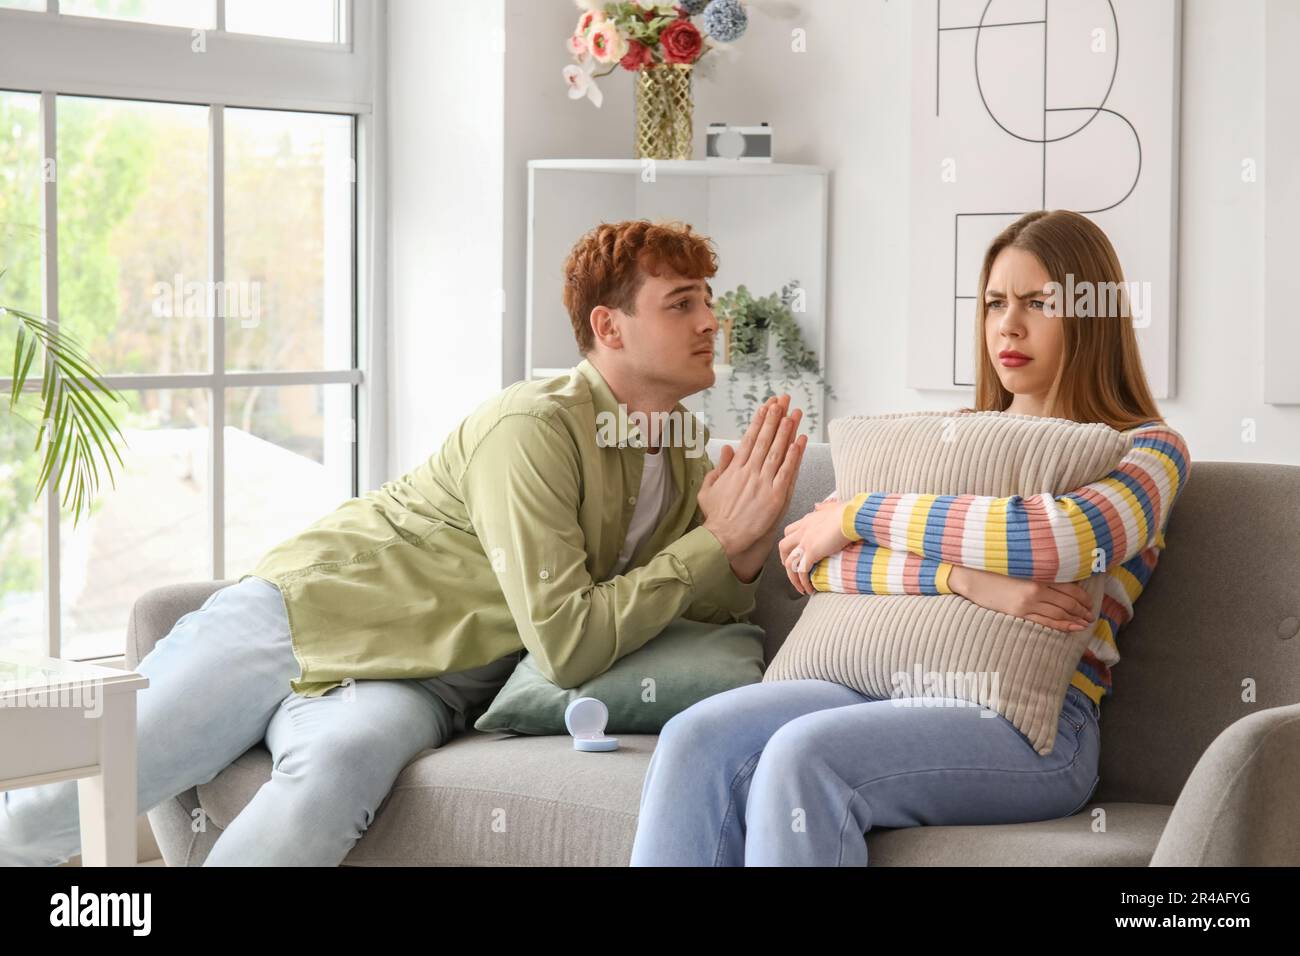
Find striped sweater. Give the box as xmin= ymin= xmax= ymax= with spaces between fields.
xmin=809 ymin=420 xmax=1192 ymax=707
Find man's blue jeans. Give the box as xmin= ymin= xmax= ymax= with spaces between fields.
xmin=629 ymin=678 xmax=1102 ymax=866
xmin=0 ymin=576 xmax=458 ymax=866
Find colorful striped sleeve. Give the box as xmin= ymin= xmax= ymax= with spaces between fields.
xmin=810 ymin=543 xmax=955 ymax=594
xmin=838 ymin=422 xmax=1191 ymax=583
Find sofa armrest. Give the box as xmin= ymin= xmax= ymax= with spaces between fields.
xmin=1149 ymin=702 xmax=1300 ymax=866
xmin=125 ymin=580 xmax=237 ymax=669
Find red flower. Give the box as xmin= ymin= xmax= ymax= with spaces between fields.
xmin=660 ymin=19 xmax=703 ymax=64
xmin=620 ymin=39 xmax=655 ymax=72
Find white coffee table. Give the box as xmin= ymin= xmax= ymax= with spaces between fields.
xmin=0 ymin=653 xmax=149 ymax=866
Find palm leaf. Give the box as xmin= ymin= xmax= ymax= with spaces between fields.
xmin=15 ymin=335 xmax=37 ymax=405
xmin=10 ymin=322 xmax=25 ymax=400
xmin=63 ymin=386 xmax=124 ymax=483
xmin=5 ymin=302 xmax=128 ymax=526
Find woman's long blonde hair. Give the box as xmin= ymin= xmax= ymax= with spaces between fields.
xmin=968 ymin=209 xmax=1163 ymax=431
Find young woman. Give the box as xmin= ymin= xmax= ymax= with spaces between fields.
xmin=629 ymin=209 xmax=1192 ymax=867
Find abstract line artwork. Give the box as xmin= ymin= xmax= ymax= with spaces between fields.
xmin=908 ymin=0 xmax=1181 ymax=397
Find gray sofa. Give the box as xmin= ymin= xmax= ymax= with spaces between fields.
xmin=126 ymin=440 xmax=1300 ymax=866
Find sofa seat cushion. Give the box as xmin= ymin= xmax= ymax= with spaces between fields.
xmin=196 ymin=732 xmax=659 ymax=866
xmin=866 ymin=802 xmax=1172 ymax=866
xmin=193 ymin=733 xmax=1169 ymax=866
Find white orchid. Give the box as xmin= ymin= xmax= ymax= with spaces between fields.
xmin=562 ymin=57 xmax=604 ymax=108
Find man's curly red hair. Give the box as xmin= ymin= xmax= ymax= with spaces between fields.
xmin=562 ymin=220 xmax=719 ymax=354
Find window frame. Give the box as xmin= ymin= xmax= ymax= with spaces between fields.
xmin=0 ymin=0 xmax=385 ymax=662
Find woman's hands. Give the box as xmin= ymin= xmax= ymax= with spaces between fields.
xmin=948 ymin=565 xmax=1096 ymax=632
xmin=778 ymin=494 xmax=852 ymax=595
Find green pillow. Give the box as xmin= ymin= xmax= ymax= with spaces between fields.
xmin=473 ymin=617 xmax=766 ymax=735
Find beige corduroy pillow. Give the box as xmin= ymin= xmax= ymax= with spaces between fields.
xmin=763 ymin=410 xmax=1129 ymax=755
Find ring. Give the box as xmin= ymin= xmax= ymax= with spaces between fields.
xmin=788 ymin=547 xmax=805 ymax=570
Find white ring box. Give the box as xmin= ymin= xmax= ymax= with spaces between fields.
xmin=565 ymin=697 xmax=619 ymax=752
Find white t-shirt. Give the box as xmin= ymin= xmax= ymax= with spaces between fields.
xmin=610 ymin=447 xmax=675 ymax=577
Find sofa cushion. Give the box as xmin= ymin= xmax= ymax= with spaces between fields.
xmin=192 ymin=733 xmax=1168 ymax=866
xmin=866 ymin=802 xmax=1172 ymax=866
xmin=474 ymin=617 xmax=765 ymax=735
xmin=197 ymin=733 xmax=656 ymax=867
xmin=764 ymin=411 xmax=1128 ymax=756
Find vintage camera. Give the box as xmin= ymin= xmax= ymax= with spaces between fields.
xmin=705 ymin=122 xmax=773 ymax=162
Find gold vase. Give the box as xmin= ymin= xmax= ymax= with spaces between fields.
xmin=634 ymin=63 xmax=693 ymax=160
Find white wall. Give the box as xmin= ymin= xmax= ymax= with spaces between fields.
xmin=502 ymin=0 xmax=635 ymax=392
xmin=1171 ymin=0 xmax=1295 ymax=464
xmin=386 ymin=0 xmax=505 ymax=476
xmin=402 ymin=0 xmax=1299 ymax=469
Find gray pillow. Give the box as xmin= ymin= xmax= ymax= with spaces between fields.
xmin=474 ymin=617 xmax=765 ymax=735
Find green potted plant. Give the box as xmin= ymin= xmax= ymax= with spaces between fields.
xmin=709 ymin=278 xmax=833 ymax=434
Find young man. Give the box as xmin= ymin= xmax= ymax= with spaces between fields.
xmin=0 ymin=219 xmax=806 ymax=867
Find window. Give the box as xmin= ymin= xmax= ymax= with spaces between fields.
xmin=226 ymin=0 xmax=346 ymax=43
xmin=0 ymin=89 xmax=46 ymax=659
xmin=0 ymin=1 xmax=377 ymax=661
xmin=224 ymin=108 xmax=354 ymax=374
xmin=60 ymin=0 xmax=213 ymax=29
xmin=3 ymin=1 xmax=348 ymax=42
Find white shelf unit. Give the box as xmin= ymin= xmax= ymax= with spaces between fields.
xmin=526 ymin=159 xmax=831 ymax=441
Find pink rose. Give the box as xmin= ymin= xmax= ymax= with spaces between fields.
xmin=620 ymin=39 xmax=654 ymax=71
xmin=575 ymin=10 xmax=604 ymax=35
xmin=659 ymin=19 xmax=703 ymax=64
xmin=588 ymin=22 xmax=627 ymax=63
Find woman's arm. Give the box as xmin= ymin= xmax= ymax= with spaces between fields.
xmin=788 ymin=495 xmax=954 ymax=595
xmin=840 ymin=422 xmax=1191 ymax=582
xmin=809 ymin=541 xmax=955 ymax=595
xmin=806 ymin=540 xmax=1095 ymax=632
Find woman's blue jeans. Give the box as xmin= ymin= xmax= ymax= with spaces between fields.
xmin=0 ymin=576 xmax=459 ymax=867
xmin=629 ymin=678 xmax=1101 ymax=866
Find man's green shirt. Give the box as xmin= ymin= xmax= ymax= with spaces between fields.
xmin=239 ymin=358 xmax=764 ymax=696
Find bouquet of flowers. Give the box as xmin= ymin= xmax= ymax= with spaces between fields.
xmin=563 ymin=0 xmax=749 ymax=106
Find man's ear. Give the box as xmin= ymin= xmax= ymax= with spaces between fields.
xmin=590 ymin=305 xmax=623 ymax=351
